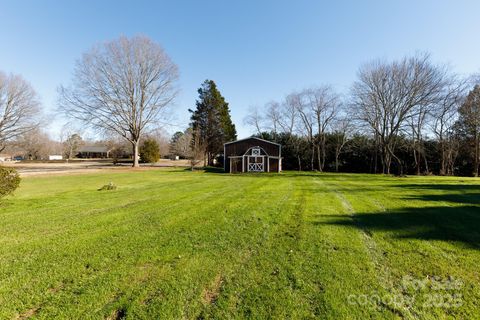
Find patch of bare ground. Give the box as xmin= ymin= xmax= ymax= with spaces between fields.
xmin=1 ymin=159 xmax=193 ymax=177
xmin=14 ymin=307 xmax=40 ymax=320
xmin=202 ymin=274 xmax=224 ymax=305
xmin=106 ymin=307 xmax=127 ymax=320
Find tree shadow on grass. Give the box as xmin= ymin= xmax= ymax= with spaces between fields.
xmin=180 ymin=166 xmax=225 ymax=173
xmin=405 ymin=193 xmax=480 ymax=205
xmin=318 ymin=205 xmax=480 ymax=249
xmin=397 ymin=183 xmax=480 ymax=205
xmin=202 ymin=167 xmax=226 ymax=174
xmin=396 ymin=184 xmax=480 ymax=192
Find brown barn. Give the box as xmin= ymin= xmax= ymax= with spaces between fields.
xmin=224 ymin=137 xmax=282 ymax=173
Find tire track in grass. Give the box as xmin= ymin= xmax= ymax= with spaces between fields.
xmin=189 ymin=176 xmax=305 ymax=318
xmin=82 ymin=176 xmax=265 ymax=318
xmin=201 ymin=176 xmax=317 ymax=319
xmin=317 ymin=177 xmax=414 ymax=318
xmin=124 ymin=176 xmax=289 ymax=319
xmin=300 ymin=175 xmax=383 ymax=318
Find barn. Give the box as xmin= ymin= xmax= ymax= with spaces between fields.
xmin=224 ymin=137 xmax=282 ymax=173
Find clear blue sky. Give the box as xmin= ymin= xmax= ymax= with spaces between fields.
xmin=1 ymin=0 xmax=480 ymax=139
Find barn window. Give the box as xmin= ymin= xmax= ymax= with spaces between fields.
xmin=252 ymin=148 xmax=260 ymax=155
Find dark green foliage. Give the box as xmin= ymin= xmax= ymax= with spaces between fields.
xmin=139 ymin=138 xmax=160 ymax=163
xmin=169 ymin=131 xmax=184 ymax=157
xmin=256 ymin=131 xmax=478 ymax=176
xmin=170 ymin=131 xmax=184 ymax=146
xmin=0 ymin=166 xmax=20 ymax=198
xmin=169 ymin=130 xmax=192 ymax=158
xmin=189 ymin=80 xmax=236 ymax=165
xmin=456 ymin=85 xmax=480 ymax=176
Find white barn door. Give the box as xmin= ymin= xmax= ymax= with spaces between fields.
xmin=248 ymin=156 xmax=264 ymax=172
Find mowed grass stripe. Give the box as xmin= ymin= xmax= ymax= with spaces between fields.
xmin=321 ymin=174 xmax=480 ymax=319
xmin=0 ymin=171 xmax=479 ymax=319
xmin=309 ymin=175 xmax=401 ymax=318
xmin=1 ymin=173 xmax=256 ymax=317
xmin=1 ymin=172 xmax=293 ymax=318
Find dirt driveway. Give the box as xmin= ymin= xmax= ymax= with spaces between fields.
xmin=1 ymin=159 xmax=191 ymax=176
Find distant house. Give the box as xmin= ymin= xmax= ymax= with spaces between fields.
xmin=48 ymin=155 xmax=63 ymax=161
xmin=224 ymin=137 xmax=282 ymax=173
xmin=77 ymin=146 xmax=110 ymax=158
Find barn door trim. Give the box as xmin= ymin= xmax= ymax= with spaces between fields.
xmin=248 ymin=156 xmax=264 ymax=172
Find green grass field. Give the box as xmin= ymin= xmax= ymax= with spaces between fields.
xmin=1 ymin=169 xmax=479 ymax=319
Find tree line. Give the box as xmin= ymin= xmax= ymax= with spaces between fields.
xmin=243 ymin=53 xmax=480 ymax=176
xmin=0 ymin=36 xmax=178 ymax=166
xmin=1 ymin=35 xmax=480 ymax=176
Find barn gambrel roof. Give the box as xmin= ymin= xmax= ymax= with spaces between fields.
xmin=224 ymin=136 xmax=281 ymax=146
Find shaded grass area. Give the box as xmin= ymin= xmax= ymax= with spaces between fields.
xmin=0 ymin=170 xmax=479 ymax=318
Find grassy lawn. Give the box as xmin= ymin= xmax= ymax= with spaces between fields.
xmin=1 ymin=169 xmax=479 ymax=319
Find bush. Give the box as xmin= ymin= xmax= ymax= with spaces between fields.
xmin=139 ymin=138 xmax=160 ymax=163
xmin=0 ymin=167 xmax=20 ymax=198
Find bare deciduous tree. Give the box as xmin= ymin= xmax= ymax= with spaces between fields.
xmin=293 ymin=87 xmax=340 ymax=171
xmin=0 ymin=72 xmax=41 ymax=152
xmin=243 ymin=105 xmax=264 ymax=136
xmin=58 ymin=36 xmax=179 ymax=167
xmin=281 ymin=93 xmax=303 ymax=170
xmin=306 ymin=86 xmax=340 ymax=171
xmin=294 ymin=91 xmax=316 ymax=170
xmin=432 ymin=76 xmax=467 ymax=175
xmin=169 ymin=129 xmax=193 ymax=159
xmin=332 ymin=116 xmax=353 ymax=172
xmin=279 ymin=95 xmax=298 ymax=135
xmin=60 ymin=123 xmax=85 ymax=159
xmin=188 ymin=128 xmax=205 ymax=171
xmin=264 ymin=101 xmax=282 ymax=140
xmin=408 ymin=103 xmax=431 ymax=175
xmin=63 ymin=133 xmax=83 ymax=159
xmin=15 ymin=128 xmax=61 ymax=160
xmin=352 ymin=53 xmax=447 ymax=175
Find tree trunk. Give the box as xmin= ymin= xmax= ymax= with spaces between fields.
xmin=475 ymin=134 xmax=479 ymax=177
xmin=382 ymin=145 xmax=391 ymax=175
xmin=388 ymin=147 xmax=403 ymax=176
xmin=439 ymin=141 xmax=446 ymax=175
xmin=208 ymin=152 xmax=214 ymax=166
xmin=373 ymin=133 xmax=378 ymax=174
xmin=413 ymin=148 xmax=420 ymax=175
xmin=310 ymin=144 xmax=315 ymax=171
xmin=316 ymin=144 xmax=322 ymax=172
xmin=132 ymin=141 xmax=139 ymax=167
xmin=321 ymin=141 xmax=326 ymax=171
xmin=335 ymin=152 xmax=339 ymax=172
xmin=423 ymin=147 xmax=430 ymax=175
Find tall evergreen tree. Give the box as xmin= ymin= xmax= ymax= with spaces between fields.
xmin=189 ymin=80 xmax=236 ymax=165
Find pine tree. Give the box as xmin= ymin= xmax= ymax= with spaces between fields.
xmin=189 ymin=80 xmax=236 ymax=165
